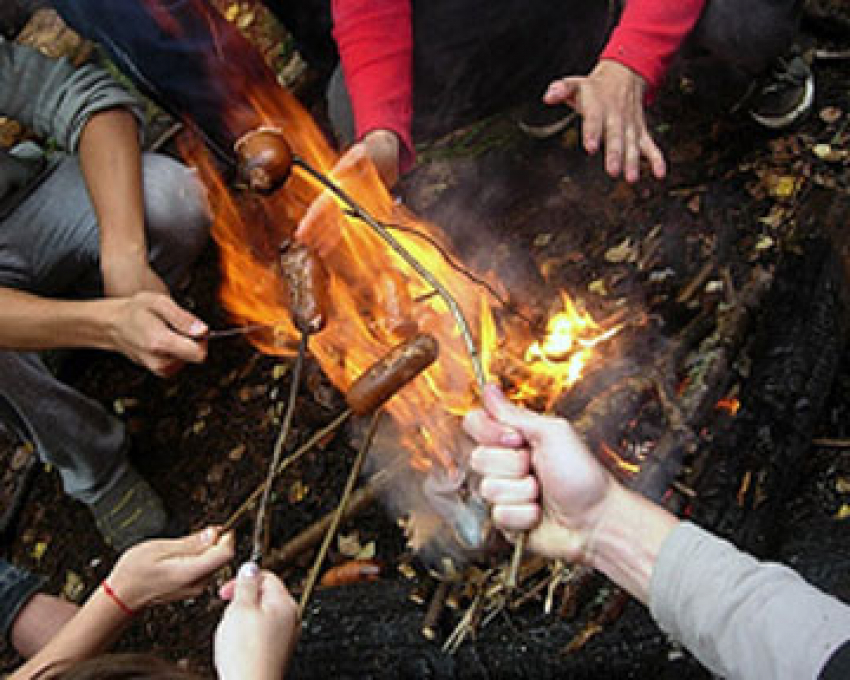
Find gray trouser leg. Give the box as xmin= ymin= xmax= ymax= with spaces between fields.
xmin=692 ymin=0 xmax=801 ymax=76
xmin=0 ymin=153 xmax=209 ymax=504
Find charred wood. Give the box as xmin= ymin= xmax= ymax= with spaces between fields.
xmin=692 ymin=237 xmax=848 ymax=556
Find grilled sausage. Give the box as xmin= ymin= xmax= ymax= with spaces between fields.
xmin=346 ymin=333 xmax=439 ymax=415
xmin=279 ymin=243 xmax=330 ymax=334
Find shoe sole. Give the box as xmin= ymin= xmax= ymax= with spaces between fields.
xmin=750 ymin=76 xmax=815 ymax=130
xmin=518 ymin=111 xmax=578 ymax=139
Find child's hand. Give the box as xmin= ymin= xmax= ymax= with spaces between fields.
xmin=107 ymin=527 xmax=234 ymax=610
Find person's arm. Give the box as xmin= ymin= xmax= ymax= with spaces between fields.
xmin=542 ymin=0 xmax=705 ymax=182
xmin=650 ymin=522 xmax=850 ymax=680
xmin=464 ymin=384 xmax=850 ymax=680
xmin=0 ymin=287 xmax=206 ymax=378
xmin=10 ymin=528 xmax=234 ymax=680
xmin=600 ymin=0 xmax=706 ymax=98
xmin=78 ymin=108 xmax=165 ymax=299
xmin=331 ymin=0 xmax=413 ymax=176
xmin=1 ymin=39 xmax=165 ymax=297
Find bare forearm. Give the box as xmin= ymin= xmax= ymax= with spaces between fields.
xmin=78 ymin=109 xmax=147 ymax=272
xmin=587 ymin=482 xmax=680 ymax=605
xmin=10 ymin=589 xmax=129 ymax=680
xmin=0 ymin=287 xmax=121 ymax=352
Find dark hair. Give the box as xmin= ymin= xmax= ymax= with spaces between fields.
xmin=36 ymin=653 xmax=204 ymax=680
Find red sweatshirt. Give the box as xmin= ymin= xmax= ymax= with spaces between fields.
xmin=332 ymin=0 xmax=706 ymax=171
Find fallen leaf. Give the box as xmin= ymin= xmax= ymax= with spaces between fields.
xmin=755 ymin=235 xmax=775 ymax=251
xmin=237 ymin=9 xmax=255 ymax=28
xmin=338 ymin=532 xmax=363 ymax=558
xmin=835 ymin=504 xmax=850 ymax=520
xmin=31 ymin=541 xmax=48 ymax=561
xmin=767 ymin=175 xmax=800 ymax=199
xmin=588 ymin=279 xmax=608 ymax=296
xmin=604 ymin=238 xmax=636 ymax=264
xmin=356 ymin=541 xmax=377 ymax=560
xmin=288 ymin=480 xmax=309 ymax=504
xmin=63 ymin=570 xmax=85 ymax=602
xmin=819 ymin=106 xmax=843 ymax=124
xmin=686 ymin=194 xmax=702 ymax=214
xmin=534 ymin=233 xmax=553 ymax=248
xmin=228 ymin=444 xmax=246 ymax=461
xmin=812 ymin=143 xmax=847 ymax=163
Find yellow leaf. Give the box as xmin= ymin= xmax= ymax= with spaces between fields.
xmin=588 ymin=279 xmax=608 ymax=296
xmin=225 ymin=5 xmax=240 ymax=22
xmin=768 ymin=175 xmax=799 ymax=199
xmin=835 ymin=504 xmax=850 ymax=520
xmin=32 ymin=541 xmax=48 ymax=561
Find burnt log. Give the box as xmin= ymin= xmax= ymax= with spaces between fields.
xmin=692 ymin=234 xmax=848 ymax=555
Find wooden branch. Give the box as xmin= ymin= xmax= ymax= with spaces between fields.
xmin=299 ymin=412 xmax=382 ymax=615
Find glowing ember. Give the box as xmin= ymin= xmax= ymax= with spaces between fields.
xmin=716 ymin=397 xmax=741 ymax=416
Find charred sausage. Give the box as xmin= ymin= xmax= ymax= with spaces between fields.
xmin=279 ymin=243 xmax=330 ymax=334
xmin=346 ymin=333 xmax=439 ymax=415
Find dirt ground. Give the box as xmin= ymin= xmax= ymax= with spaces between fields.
xmin=2 ymin=5 xmax=850 ymax=679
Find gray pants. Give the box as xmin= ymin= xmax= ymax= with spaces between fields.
xmin=0 ymin=154 xmax=209 ymax=504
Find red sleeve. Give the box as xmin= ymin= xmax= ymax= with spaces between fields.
xmin=332 ymin=0 xmax=415 ymax=172
xmin=600 ymin=0 xmax=706 ymax=98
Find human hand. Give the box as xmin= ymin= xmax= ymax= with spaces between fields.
xmin=102 ymin=254 xmax=168 ymax=299
xmin=544 ymin=60 xmax=666 ymax=182
xmin=107 ymin=527 xmax=234 ymax=611
xmin=108 ymin=291 xmax=208 ymax=377
xmin=294 ymin=129 xmax=400 ymax=257
xmin=463 ymin=384 xmax=614 ymax=564
xmin=215 ymin=563 xmax=300 ymax=680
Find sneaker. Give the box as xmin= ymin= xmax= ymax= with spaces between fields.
xmin=90 ymin=467 xmax=169 ymax=552
xmin=518 ymin=100 xmax=578 ymax=139
xmin=749 ymin=54 xmax=814 ymax=130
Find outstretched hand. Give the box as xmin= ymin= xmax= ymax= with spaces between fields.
xmin=294 ymin=129 xmax=400 ymax=258
xmin=463 ymin=384 xmax=613 ymax=563
xmin=544 ymin=60 xmax=666 ymax=183
xmin=108 ymin=291 xmax=208 ymax=377
xmin=215 ymin=563 xmax=300 ymax=680
xmin=107 ymin=527 xmax=234 ymax=611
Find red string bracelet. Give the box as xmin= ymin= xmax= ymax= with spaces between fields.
xmin=101 ymin=580 xmax=136 ymax=616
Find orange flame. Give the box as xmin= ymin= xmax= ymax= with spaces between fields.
xmin=173 ymin=5 xmax=620 ymax=471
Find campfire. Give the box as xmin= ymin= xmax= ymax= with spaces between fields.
xmin=158 ymin=3 xmax=850 ymax=665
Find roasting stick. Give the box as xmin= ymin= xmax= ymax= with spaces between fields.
xmin=298 ymin=333 xmax=439 ymax=614
xmin=291 ymin=159 xmax=486 ymax=389
xmin=298 ymin=411 xmax=382 ymax=615
xmin=234 ymin=128 xmax=536 ymax=593
xmin=250 ymin=331 xmax=308 ymax=564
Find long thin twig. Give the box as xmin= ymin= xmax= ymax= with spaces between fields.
xmin=251 ymin=332 xmax=308 ymax=563
xmin=299 ymin=411 xmax=383 ymax=615
xmin=221 ymin=409 xmax=351 ymax=533
xmin=292 ymin=158 xmax=486 ymax=389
